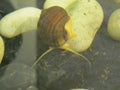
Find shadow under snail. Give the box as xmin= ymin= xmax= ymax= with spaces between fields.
xmin=32 ymin=6 xmax=91 ymax=67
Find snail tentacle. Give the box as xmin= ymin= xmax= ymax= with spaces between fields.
xmin=32 ymin=48 xmax=54 ymax=68
xmin=60 ymin=43 xmax=91 ymax=66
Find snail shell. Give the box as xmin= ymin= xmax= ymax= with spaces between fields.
xmin=37 ymin=6 xmax=75 ymax=47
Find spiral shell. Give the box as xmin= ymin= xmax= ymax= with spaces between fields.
xmin=37 ymin=6 xmax=75 ymax=47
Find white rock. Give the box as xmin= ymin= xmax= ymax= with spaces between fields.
xmin=44 ymin=0 xmax=104 ymax=52
xmin=107 ymin=9 xmax=120 ymax=41
xmin=44 ymin=0 xmax=76 ymax=9
xmin=0 ymin=36 xmax=4 ymax=63
xmin=114 ymin=0 xmax=120 ymax=3
xmin=0 ymin=7 xmax=41 ymax=38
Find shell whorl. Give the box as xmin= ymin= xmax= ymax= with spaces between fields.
xmin=38 ymin=6 xmax=72 ymax=47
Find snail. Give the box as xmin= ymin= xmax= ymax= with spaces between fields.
xmin=32 ymin=6 xmax=91 ymax=67
xmin=37 ymin=6 xmax=75 ymax=47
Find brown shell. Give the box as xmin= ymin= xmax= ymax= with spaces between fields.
xmin=37 ymin=6 xmax=70 ymax=47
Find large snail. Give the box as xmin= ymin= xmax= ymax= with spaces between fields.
xmin=37 ymin=6 xmax=75 ymax=47
xmin=32 ymin=6 xmax=91 ymax=67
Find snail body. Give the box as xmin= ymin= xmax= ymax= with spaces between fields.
xmin=37 ymin=6 xmax=75 ymax=47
